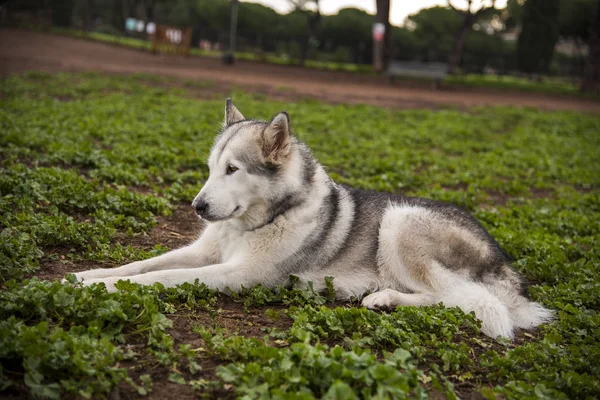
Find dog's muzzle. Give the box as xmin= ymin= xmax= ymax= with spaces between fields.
xmin=192 ymin=199 xmax=209 ymax=218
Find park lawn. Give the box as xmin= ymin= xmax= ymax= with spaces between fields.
xmin=0 ymin=71 xmax=599 ymax=399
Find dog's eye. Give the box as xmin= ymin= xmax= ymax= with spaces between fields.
xmin=226 ymin=164 xmax=238 ymax=175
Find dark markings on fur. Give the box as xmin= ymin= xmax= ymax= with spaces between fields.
xmin=341 ymin=187 xmax=520 ymax=287
xmin=250 ymin=192 xmax=307 ymax=231
xmin=405 ymin=196 xmax=512 ymax=281
xmin=247 ymin=159 xmax=281 ymax=177
xmin=297 ymin=143 xmax=317 ymax=185
xmin=216 ymin=121 xmax=266 ymax=163
xmin=273 ymin=184 xmax=340 ymax=278
xmin=325 ymin=187 xmax=379 ymax=270
xmin=244 ymin=141 xmax=317 ymax=230
xmin=235 ymin=150 xmax=280 ymax=177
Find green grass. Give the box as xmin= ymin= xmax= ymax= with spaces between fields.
xmin=445 ymin=74 xmax=593 ymax=98
xmin=1 ymin=71 xmax=599 ymax=399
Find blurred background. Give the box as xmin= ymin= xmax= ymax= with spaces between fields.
xmin=1 ymin=0 xmax=598 ymax=94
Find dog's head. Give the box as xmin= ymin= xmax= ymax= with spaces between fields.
xmin=192 ymin=99 xmax=305 ymax=224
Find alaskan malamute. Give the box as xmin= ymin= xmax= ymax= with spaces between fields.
xmin=74 ymin=100 xmax=552 ymax=338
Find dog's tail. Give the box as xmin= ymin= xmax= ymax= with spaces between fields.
xmin=439 ymin=282 xmax=553 ymax=339
xmin=508 ymin=298 xmax=554 ymax=331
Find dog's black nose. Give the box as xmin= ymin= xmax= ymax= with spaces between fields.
xmin=193 ymin=200 xmax=209 ymax=217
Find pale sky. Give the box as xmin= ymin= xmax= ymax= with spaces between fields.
xmin=244 ymin=0 xmax=507 ymax=26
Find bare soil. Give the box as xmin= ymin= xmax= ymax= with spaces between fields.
xmin=2 ymin=28 xmax=600 ymax=113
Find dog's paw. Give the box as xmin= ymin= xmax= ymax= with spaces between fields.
xmin=361 ymin=289 xmax=399 ymax=310
xmin=70 ymin=268 xmax=113 ymax=282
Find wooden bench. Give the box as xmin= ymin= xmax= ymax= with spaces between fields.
xmin=386 ymin=61 xmax=448 ymax=89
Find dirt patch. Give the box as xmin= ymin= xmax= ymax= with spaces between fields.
xmin=130 ymin=203 xmax=203 ymax=252
xmin=2 ymin=29 xmax=600 ymax=113
xmin=529 ymin=187 xmax=555 ymax=199
xmin=36 ymin=203 xmax=202 ymax=282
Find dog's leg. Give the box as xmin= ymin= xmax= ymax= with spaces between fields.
xmin=362 ymin=289 xmax=436 ymax=308
xmin=82 ymin=263 xmax=256 ymax=293
xmin=73 ymin=229 xmax=220 ymax=282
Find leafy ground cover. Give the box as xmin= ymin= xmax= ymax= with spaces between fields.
xmin=0 ymin=71 xmax=599 ymax=399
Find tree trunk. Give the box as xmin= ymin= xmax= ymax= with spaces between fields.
xmin=448 ymin=15 xmax=472 ymax=74
xmin=120 ymin=0 xmax=128 ymax=32
xmin=145 ymin=0 xmax=154 ymax=22
xmin=299 ymin=35 xmax=310 ymax=66
xmin=84 ymin=0 xmax=93 ymax=31
xmin=299 ymin=10 xmax=320 ymax=66
xmin=581 ymin=0 xmax=600 ymax=93
xmin=375 ymin=0 xmax=392 ymax=71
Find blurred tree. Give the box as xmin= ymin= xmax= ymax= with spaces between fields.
xmin=581 ymin=0 xmax=600 ymax=92
xmin=288 ymin=0 xmax=321 ymax=65
xmin=517 ymin=0 xmax=560 ymax=74
xmin=84 ymin=0 xmax=94 ymax=30
xmin=322 ymin=8 xmax=372 ymax=64
xmin=408 ymin=6 xmax=461 ymax=62
xmin=51 ymin=0 xmax=74 ymax=27
xmin=406 ymin=5 xmax=512 ymax=71
xmin=447 ymin=0 xmax=497 ymax=74
xmin=559 ymin=0 xmax=595 ymax=42
xmin=237 ymin=2 xmax=280 ymax=52
xmin=142 ymin=0 xmax=158 ymax=21
xmin=390 ymin=27 xmax=419 ymax=61
xmin=502 ymin=0 xmax=525 ymax=29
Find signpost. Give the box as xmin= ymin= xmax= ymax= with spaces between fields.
xmin=373 ymin=22 xmax=385 ymax=73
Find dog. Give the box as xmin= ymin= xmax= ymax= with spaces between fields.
xmin=73 ymin=99 xmax=552 ymax=339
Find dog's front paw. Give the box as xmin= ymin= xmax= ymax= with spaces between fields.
xmin=70 ymin=268 xmax=113 ymax=283
xmin=361 ymin=289 xmax=398 ymax=310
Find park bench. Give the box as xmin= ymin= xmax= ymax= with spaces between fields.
xmin=386 ymin=61 xmax=448 ymax=89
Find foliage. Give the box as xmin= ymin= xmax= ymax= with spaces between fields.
xmin=517 ymin=0 xmax=561 ymax=74
xmin=559 ymin=0 xmax=596 ymax=41
xmin=0 ymin=72 xmax=599 ymax=398
xmin=50 ymin=0 xmax=74 ymax=28
xmin=216 ymin=341 xmax=428 ymax=399
xmin=0 ymin=277 xmax=215 ymax=398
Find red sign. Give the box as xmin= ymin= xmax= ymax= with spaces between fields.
xmin=373 ymin=23 xmax=385 ymax=42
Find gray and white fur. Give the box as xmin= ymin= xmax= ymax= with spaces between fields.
xmin=74 ymin=100 xmax=553 ymax=339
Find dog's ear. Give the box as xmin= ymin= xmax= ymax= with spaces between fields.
xmin=261 ymin=111 xmax=290 ymax=163
xmin=224 ymin=98 xmax=244 ymax=126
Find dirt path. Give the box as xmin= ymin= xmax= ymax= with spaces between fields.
xmin=2 ymin=28 xmax=600 ymax=112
